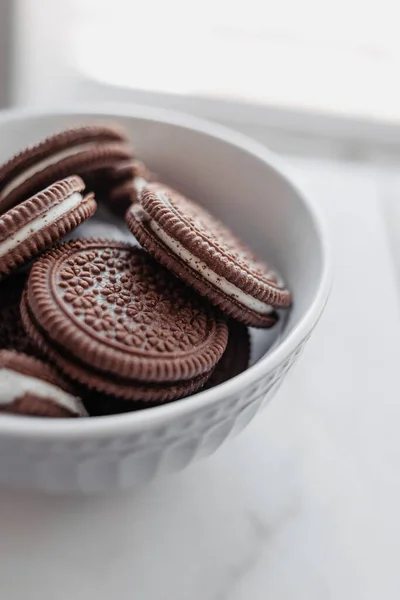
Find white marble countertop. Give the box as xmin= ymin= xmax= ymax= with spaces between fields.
xmin=1 ymin=158 xmax=400 ymax=599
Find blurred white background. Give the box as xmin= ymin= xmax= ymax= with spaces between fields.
xmin=2 ymin=0 xmax=400 ymax=160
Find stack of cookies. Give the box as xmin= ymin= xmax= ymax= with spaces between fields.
xmin=0 ymin=124 xmax=292 ymax=418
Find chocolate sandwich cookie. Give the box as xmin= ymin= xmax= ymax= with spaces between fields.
xmin=21 ymin=239 xmax=228 ymax=401
xmin=71 ymin=367 xmax=212 ymax=412
xmin=0 ymin=124 xmax=133 ymax=214
xmin=126 ymin=184 xmax=292 ymax=328
xmin=0 ymin=272 xmax=34 ymax=353
xmin=0 ymin=176 xmax=97 ymax=279
xmin=85 ymin=320 xmax=250 ymax=416
xmin=0 ymin=350 xmax=87 ymax=417
xmin=89 ymin=159 xmax=156 ymax=217
xmin=109 ymin=159 xmax=156 ymax=203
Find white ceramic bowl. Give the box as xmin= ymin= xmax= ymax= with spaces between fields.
xmin=0 ymin=105 xmax=330 ymax=493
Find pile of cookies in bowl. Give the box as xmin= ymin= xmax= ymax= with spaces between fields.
xmin=0 ymin=123 xmax=292 ymax=419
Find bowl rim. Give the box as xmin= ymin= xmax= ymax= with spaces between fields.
xmin=0 ymin=103 xmax=332 ymax=439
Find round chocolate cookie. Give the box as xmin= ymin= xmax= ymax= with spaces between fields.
xmin=84 ymin=320 xmax=250 ymax=415
xmin=67 ymin=367 xmax=212 ymax=410
xmin=0 ymin=176 xmax=97 ymax=279
xmin=0 ymin=350 xmax=87 ymax=417
xmin=0 ymin=124 xmax=133 ymax=214
xmin=109 ymin=159 xmax=156 ymax=202
xmin=205 ymin=319 xmax=250 ymax=390
xmin=0 ymin=272 xmax=34 ymax=353
xmin=126 ymin=184 xmax=292 ymax=328
xmin=21 ymin=239 xmax=228 ymax=401
xmin=90 ymin=159 xmax=156 ymax=217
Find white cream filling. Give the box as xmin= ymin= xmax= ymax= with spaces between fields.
xmin=0 ymin=191 xmax=83 ymax=258
xmin=132 ymin=203 xmax=274 ymax=315
xmin=0 ymin=142 xmax=99 ymax=199
xmin=0 ymin=369 xmax=88 ymax=416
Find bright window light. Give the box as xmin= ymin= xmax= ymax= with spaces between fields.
xmin=75 ymin=0 xmax=400 ymax=121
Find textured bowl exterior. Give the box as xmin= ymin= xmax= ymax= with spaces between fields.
xmin=0 ymin=105 xmax=330 ymax=493
xmin=0 ymin=334 xmax=309 ymax=493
